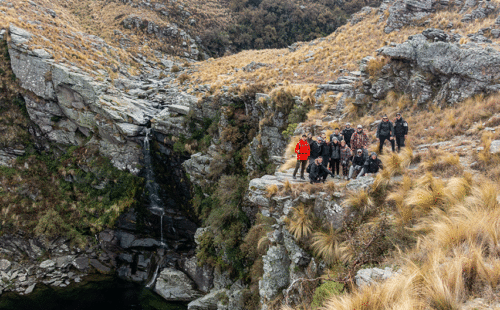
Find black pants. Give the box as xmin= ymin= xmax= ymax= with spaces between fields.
xmin=329 ymin=158 xmax=340 ymax=175
xmin=322 ymin=156 xmax=329 ymax=167
xmin=310 ymin=171 xmax=328 ymax=183
xmin=395 ymin=135 xmax=405 ymax=152
xmin=379 ymin=135 xmax=395 ymax=153
xmin=293 ymin=160 xmax=307 ymax=178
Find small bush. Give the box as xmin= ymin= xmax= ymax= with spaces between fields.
xmin=311 ymin=281 xmax=344 ymax=309
xmin=266 ymin=184 xmax=279 ymax=198
xmin=367 ymin=56 xmax=389 ymax=78
xmin=171 ymin=65 xmax=180 ymax=73
xmin=178 ymin=73 xmax=190 ymax=85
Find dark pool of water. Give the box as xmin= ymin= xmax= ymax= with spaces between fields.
xmin=0 ymin=275 xmax=187 ymax=310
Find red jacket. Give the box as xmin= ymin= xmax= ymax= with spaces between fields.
xmin=294 ymin=139 xmax=310 ymax=160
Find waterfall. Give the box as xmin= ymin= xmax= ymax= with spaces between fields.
xmin=143 ymin=128 xmax=167 ymax=288
xmin=143 ymin=128 xmax=166 ymax=248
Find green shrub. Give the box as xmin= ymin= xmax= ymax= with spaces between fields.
xmin=311 ymin=281 xmax=344 ymax=309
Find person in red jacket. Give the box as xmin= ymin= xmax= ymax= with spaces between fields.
xmin=293 ymin=134 xmax=310 ymax=180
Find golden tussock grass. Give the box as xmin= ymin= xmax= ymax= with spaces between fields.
xmin=312 ymin=178 xmax=500 ymax=310
xmin=342 ymin=190 xmax=374 ymax=215
xmin=266 ymin=184 xmax=279 ymax=198
xmin=420 ymin=149 xmax=463 ymax=177
xmin=286 ymin=204 xmax=314 ymax=241
xmin=311 ymin=225 xmax=348 ymax=265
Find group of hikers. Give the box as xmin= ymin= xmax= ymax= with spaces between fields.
xmin=293 ymin=113 xmax=409 ymax=183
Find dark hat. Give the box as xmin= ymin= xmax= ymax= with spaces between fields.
xmin=382 ymin=114 xmax=388 ymax=119
xmin=302 ymin=134 xmax=307 ymax=137
xmin=396 ymin=112 xmax=401 ymax=116
xmin=371 ymin=152 xmax=377 ymax=157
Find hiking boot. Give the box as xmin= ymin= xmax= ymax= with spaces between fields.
xmin=300 ymin=176 xmax=305 ymax=180
xmin=293 ymin=175 xmax=296 ymax=179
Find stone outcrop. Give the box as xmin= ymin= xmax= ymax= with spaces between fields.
xmin=7 ymin=25 xmax=167 ymax=174
xmin=355 ymin=266 xmax=402 ymax=287
xmin=154 ymin=268 xmax=203 ymax=301
xmin=121 ymin=15 xmax=201 ymax=59
xmin=381 ymin=0 xmax=498 ymax=34
xmin=259 ymin=245 xmax=291 ymax=302
xmin=376 ymin=32 xmax=500 ymax=104
xmin=187 ymin=289 xmax=226 ymax=310
xmin=179 ymin=256 xmax=214 ymax=293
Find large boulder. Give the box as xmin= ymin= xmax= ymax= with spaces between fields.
xmin=182 ymin=153 xmax=213 ymax=187
xmin=490 ymin=140 xmax=500 ymax=154
xmin=154 ymin=268 xmax=202 ymax=301
xmin=0 ymin=259 xmax=11 ymax=272
xmin=246 ymin=175 xmax=283 ymax=208
xmin=180 ymin=256 xmax=214 ymax=293
xmin=187 ymin=289 xmax=226 ymax=310
xmin=355 ymin=267 xmax=402 ymax=287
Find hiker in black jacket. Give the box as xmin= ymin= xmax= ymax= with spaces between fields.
xmin=341 ymin=123 xmax=355 ymax=148
xmin=393 ymin=112 xmax=408 ymax=152
xmin=319 ymin=135 xmax=330 ymax=167
xmin=329 ymin=128 xmax=343 ymax=143
xmin=309 ymin=135 xmax=321 ymax=165
xmin=348 ymin=149 xmax=367 ymax=180
xmin=309 ymin=157 xmax=334 ymax=183
xmin=329 ymin=137 xmax=341 ymax=178
xmin=360 ymin=152 xmax=383 ymax=177
xmin=376 ymin=115 xmax=395 ymax=154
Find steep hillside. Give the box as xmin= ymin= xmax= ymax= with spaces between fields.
xmin=2 ymin=0 xmax=500 ymax=309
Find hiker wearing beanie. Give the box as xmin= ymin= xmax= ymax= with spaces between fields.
xmin=293 ymin=135 xmax=310 ymax=180
xmin=348 ymin=149 xmax=366 ymax=180
xmin=394 ymin=112 xmax=409 ymax=152
xmin=376 ymin=115 xmax=395 ymax=154
xmin=361 ymin=152 xmax=384 ymax=176
xmin=341 ymin=123 xmax=355 ymax=148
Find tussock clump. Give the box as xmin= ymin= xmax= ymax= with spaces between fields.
xmin=312 ymin=225 xmax=348 ymax=265
xmin=342 ymin=190 xmax=374 ymax=216
xmin=266 ymin=184 xmax=279 ymax=198
xmin=367 ymin=56 xmax=389 ymax=78
xmin=405 ymin=173 xmax=446 ymax=217
xmin=286 ymin=204 xmax=314 ymax=241
xmin=421 ymin=149 xmax=463 ymax=177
